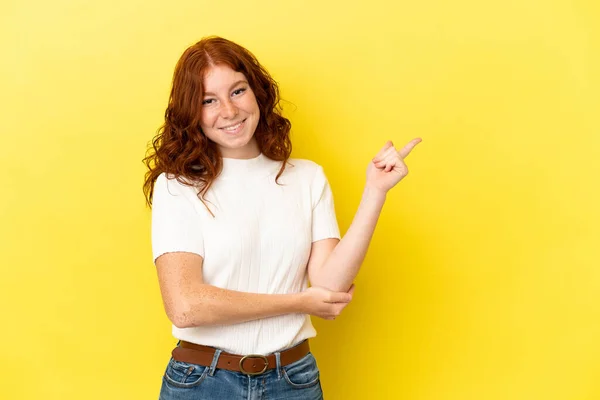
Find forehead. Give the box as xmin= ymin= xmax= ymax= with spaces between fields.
xmin=202 ymin=64 xmax=247 ymax=92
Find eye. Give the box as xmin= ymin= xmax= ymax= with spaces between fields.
xmin=202 ymin=98 xmax=215 ymax=105
xmin=232 ymin=87 xmax=247 ymax=96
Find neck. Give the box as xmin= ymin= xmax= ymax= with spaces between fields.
xmin=219 ymin=139 xmax=260 ymax=159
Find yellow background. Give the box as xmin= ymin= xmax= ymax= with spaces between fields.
xmin=2 ymin=0 xmax=599 ymax=399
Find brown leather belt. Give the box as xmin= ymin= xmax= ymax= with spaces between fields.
xmin=172 ymin=340 xmax=310 ymax=376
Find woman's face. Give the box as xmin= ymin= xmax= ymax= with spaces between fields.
xmin=200 ymin=64 xmax=261 ymax=159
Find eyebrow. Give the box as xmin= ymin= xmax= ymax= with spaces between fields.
xmin=203 ymin=80 xmax=248 ymax=97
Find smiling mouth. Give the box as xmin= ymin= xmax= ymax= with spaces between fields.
xmin=220 ymin=119 xmax=246 ymax=132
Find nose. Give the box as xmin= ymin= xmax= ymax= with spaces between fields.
xmin=220 ymin=99 xmax=238 ymax=119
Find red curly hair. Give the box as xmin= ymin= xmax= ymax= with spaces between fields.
xmin=142 ymin=36 xmax=292 ymax=215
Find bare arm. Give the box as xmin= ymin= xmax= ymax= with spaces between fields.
xmin=308 ymin=139 xmax=422 ymax=293
xmin=307 ymin=188 xmax=386 ymax=292
xmin=156 ymin=251 xmax=352 ymax=328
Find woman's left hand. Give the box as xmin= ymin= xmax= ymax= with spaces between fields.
xmin=366 ymin=138 xmax=422 ymax=194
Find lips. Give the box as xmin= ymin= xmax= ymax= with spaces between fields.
xmin=219 ymin=119 xmax=246 ymax=132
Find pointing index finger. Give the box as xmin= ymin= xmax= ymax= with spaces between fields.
xmin=397 ymin=138 xmax=422 ymax=159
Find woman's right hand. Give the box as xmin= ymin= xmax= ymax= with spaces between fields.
xmin=298 ymin=284 xmax=355 ymax=320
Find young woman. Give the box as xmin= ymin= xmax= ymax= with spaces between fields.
xmin=143 ymin=36 xmax=421 ymax=400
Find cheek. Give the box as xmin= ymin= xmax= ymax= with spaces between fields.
xmin=200 ymin=109 xmax=216 ymax=129
xmin=243 ymin=93 xmax=260 ymax=115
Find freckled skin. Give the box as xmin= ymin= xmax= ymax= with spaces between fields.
xmin=156 ymin=251 xmax=352 ymax=327
xmin=199 ymin=65 xmax=261 ymax=160
xmin=154 ymin=64 xmax=422 ymax=328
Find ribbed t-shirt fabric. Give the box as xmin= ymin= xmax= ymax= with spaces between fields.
xmin=151 ymin=152 xmax=340 ymax=355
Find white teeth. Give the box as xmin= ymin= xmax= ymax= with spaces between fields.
xmin=222 ymin=121 xmax=243 ymax=131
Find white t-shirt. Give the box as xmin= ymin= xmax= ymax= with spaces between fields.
xmin=151 ymin=152 xmax=340 ymax=355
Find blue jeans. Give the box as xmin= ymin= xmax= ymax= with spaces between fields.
xmin=159 ymin=340 xmax=324 ymax=399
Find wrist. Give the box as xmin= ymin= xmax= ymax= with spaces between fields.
xmin=363 ymin=186 xmax=388 ymax=202
xmin=287 ymin=292 xmax=306 ymax=314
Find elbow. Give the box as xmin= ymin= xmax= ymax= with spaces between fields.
xmin=164 ymin=284 xmax=218 ymax=328
xmin=308 ymin=267 xmax=334 ymax=291
xmin=167 ymin=305 xmax=190 ymax=329
xmin=309 ymin=273 xmax=352 ymax=293
xmin=167 ymin=300 xmax=207 ymax=329
xmin=171 ymin=312 xmax=193 ymax=329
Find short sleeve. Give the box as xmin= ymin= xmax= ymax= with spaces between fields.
xmin=311 ymin=165 xmax=341 ymax=242
xmin=151 ymin=173 xmax=205 ymax=264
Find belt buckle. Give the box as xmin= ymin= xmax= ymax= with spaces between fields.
xmin=239 ymin=354 xmax=269 ymax=376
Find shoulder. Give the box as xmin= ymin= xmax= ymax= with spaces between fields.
xmin=156 ymin=172 xmax=197 ymax=188
xmin=285 ymin=158 xmax=325 ymax=181
xmin=287 ymin=157 xmax=320 ymax=169
xmin=153 ymin=172 xmax=199 ymax=201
